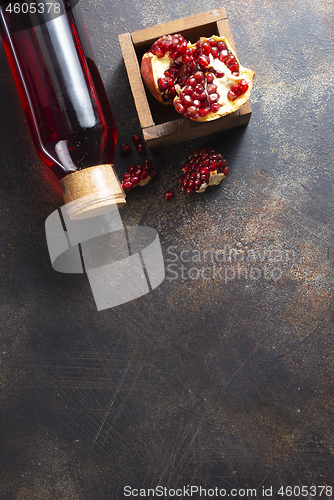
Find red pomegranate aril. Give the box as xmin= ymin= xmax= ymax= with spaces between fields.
xmin=202 ymin=42 xmax=211 ymax=55
xmin=158 ymin=78 xmax=169 ymax=91
xmin=178 ymin=176 xmax=184 ymax=184
xmin=206 ymin=73 xmax=215 ymax=84
xmin=120 ymin=143 xmax=132 ymax=154
xmin=132 ymin=134 xmax=142 ymax=145
xmin=182 ymin=95 xmax=193 ymax=107
xmin=207 ymin=84 xmax=217 ymax=94
xmin=186 ymin=106 xmax=198 ymax=117
xmin=141 ymin=170 xmax=149 ymax=180
xmin=219 ymin=50 xmax=228 ymax=63
xmin=195 ymin=180 xmax=202 ymax=189
xmin=226 ymin=55 xmax=236 ymax=66
xmin=169 ymin=51 xmax=178 ymax=60
xmin=223 ymin=167 xmax=229 ymax=175
xmin=164 ymin=190 xmax=174 ymax=200
xmin=143 ymin=158 xmax=153 ymax=169
xmin=211 ymin=47 xmax=219 ymax=58
xmin=184 ymin=85 xmax=193 ymax=95
xmin=198 ymin=55 xmax=210 ymax=67
xmin=208 ymin=38 xmax=218 ymax=47
xmin=164 ymin=37 xmax=173 ymax=51
xmin=150 ymin=169 xmax=158 ymax=179
xmin=127 ymin=165 xmax=135 ymax=173
xmin=123 ymin=172 xmax=131 ymax=180
xmin=193 ymin=71 xmax=205 ymax=82
xmin=191 ymin=91 xmax=200 ymax=101
xmin=210 ymin=160 xmax=218 ymax=171
xmin=227 ymin=89 xmax=238 ymax=101
xmin=177 ymin=40 xmax=187 ymax=52
xmin=123 ymin=180 xmax=133 ymax=190
xmin=175 ymin=101 xmax=186 ymax=114
xmin=208 ymin=93 xmax=219 ymax=103
xmin=210 ymin=102 xmax=220 ymax=112
xmin=215 ymin=71 xmax=225 ymax=78
xmin=218 ymin=41 xmax=227 ymax=51
xmin=229 ymin=63 xmax=239 ymax=73
xmin=136 ymin=144 xmax=146 ymax=155
xmin=180 ymin=184 xmax=187 ymax=192
xmin=238 ymin=79 xmax=249 ymax=94
xmin=187 ymin=186 xmax=195 ymax=194
xmin=154 ymin=47 xmax=164 ymax=58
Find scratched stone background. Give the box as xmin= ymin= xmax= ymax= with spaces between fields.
xmin=0 ymin=0 xmax=334 ymax=498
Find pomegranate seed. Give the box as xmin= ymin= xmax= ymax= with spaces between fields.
xmin=199 ymin=107 xmax=210 ymax=117
xmin=238 ymin=79 xmax=249 ymax=94
xmin=123 ymin=180 xmax=133 ymax=190
xmin=158 ymin=78 xmax=169 ymax=91
xmin=123 ymin=172 xmax=131 ymax=180
xmin=143 ymin=158 xmax=153 ymax=169
xmin=219 ymin=50 xmax=229 ymax=63
xmin=211 ymin=47 xmax=219 ymax=58
xmin=182 ymin=95 xmax=193 ymax=107
xmin=229 ymin=63 xmax=239 ymax=73
xmin=154 ymin=47 xmax=164 ymax=58
xmin=208 ymin=38 xmax=218 ymax=47
xmin=169 ymin=51 xmax=178 ymax=60
xmin=150 ymin=169 xmax=158 ymax=179
xmin=207 ymin=84 xmax=217 ymax=94
xmin=227 ymin=89 xmax=238 ymax=101
xmin=206 ymin=73 xmax=215 ymax=84
xmin=223 ymin=167 xmax=229 ymax=175
xmin=202 ymin=42 xmax=211 ymax=55
xmin=198 ymin=55 xmax=210 ymax=67
xmin=132 ymin=176 xmax=140 ymax=185
xmin=226 ymin=55 xmax=236 ymax=66
xmin=127 ymin=165 xmax=135 ymax=173
xmin=175 ymin=101 xmax=186 ymax=114
xmin=164 ymin=190 xmax=174 ymax=200
xmin=186 ymin=106 xmax=198 ymax=117
xmin=136 ymin=144 xmax=146 ymax=155
xmin=177 ymin=40 xmax=187 ymax=53
xmin=208 ymin=93 xmax=219 ymax=103
xmin=215 ymin=71 xmax=225 ymax=78
xmin=120 ymin=143 xmax=132 ymax=154
xmin=210 ymin=102 xmax=220 ymax=112
xmin=141 ymin=170 xmax=149 ymax=180
xmin=132 ymin=134 xmax=142 ymax=145
xmin=217 ymin=41 xmax=227 ymax=51
xmin=193 ymin=71 xmax=204 ymax=82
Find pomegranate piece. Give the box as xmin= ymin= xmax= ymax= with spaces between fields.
xmin=164 ymin=190 xmax=174 ymax=200
xmin=178 ymin=147 xmax=229 ymax=194
xmin=141 ymin=34 xmax=255 ymax=122
xmin=121 ymin=159 xmax=157 ymax=191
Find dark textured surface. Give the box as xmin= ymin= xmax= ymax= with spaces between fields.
xmin=1 ymin=0 xmax=334 ymax=498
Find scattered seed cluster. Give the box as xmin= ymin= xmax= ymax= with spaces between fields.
xmin=178 ymin=147 xmax=229 ymax=193
xmin=120 ymin=134 xmax=157 ymax=191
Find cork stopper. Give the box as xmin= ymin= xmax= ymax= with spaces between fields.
xmin=60 ymin=164 xmax=126 ymax=220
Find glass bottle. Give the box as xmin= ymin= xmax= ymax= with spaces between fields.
xmin=0 ymin=0 xmax=125 ymax=219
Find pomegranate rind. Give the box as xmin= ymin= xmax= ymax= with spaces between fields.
xmin=196 ymin=171 xmax=226 ymax=193
xmin=141 ymin=52 xmax=167 ymax=104
xmin=141 ymin=34 xmax=255 ymax=122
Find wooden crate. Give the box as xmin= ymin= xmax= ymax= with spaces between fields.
xmin=118 ymin=7 xmax=252 ymax=150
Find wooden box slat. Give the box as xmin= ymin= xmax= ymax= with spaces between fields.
xmin=118 ymin=7 xmax=252 ymax=150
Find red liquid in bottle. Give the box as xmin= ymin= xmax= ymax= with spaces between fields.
xmin=0 ymin=0 xmax=117 ymax=180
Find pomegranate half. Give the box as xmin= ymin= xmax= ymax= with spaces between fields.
xmin=141 ymin=34 xmax=255 ymax=122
